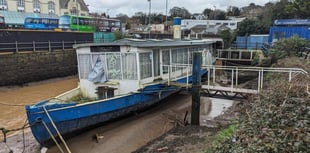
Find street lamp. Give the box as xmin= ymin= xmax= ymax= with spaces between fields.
xmin=148 ymin=0 xmax=151 ymax=39
xmin=165 ymin=0 xmax=168 ymax=27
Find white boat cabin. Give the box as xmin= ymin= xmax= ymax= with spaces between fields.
xmin=73 ymin=39 xmax=215 ymax=99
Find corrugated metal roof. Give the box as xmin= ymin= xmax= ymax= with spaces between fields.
xmin=0 ymin=10 xmax=58 ymax=25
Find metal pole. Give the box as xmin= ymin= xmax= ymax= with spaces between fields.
xmin=231 ymin=69 xmax=234 ymax=92
xmin=148 ymin=0 xmax=151 ymax=39
xmin=48 ymin=40 xmax=51 ymax=52
xmin=15 ymin=41 xmax=18 ymax=53
xmin=62 ymin=40 xmax=65 ymax=50
xmin=191 ymin=52 xmax=202 ymax=125
xmin=165 ymin=0 xmax=168 ymax=27
xmin=33 ymin=41 xmax=36 ymax=52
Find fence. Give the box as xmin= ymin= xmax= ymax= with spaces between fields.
xmin=0 ymin=40 xmax=92 ymax=53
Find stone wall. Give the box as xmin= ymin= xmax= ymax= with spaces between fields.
xmin=0 ymin=50 xmax=77 ymax=86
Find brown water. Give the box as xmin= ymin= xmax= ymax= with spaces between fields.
xmin=0 ymin=76 xmax=78 ymax=136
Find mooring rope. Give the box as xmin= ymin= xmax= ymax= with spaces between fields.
xmin=0 ymin=101 xmax=27 ymax=106
xmin=0 ymin=119 xmax=29 ymax=153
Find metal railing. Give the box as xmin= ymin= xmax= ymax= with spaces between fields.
xmin=0 ymin=40 xmax=92 ymax=53
xmin=203 ymin=65 xmax=308 ymax=93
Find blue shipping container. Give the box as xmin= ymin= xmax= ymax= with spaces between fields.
xmin=268 ymin=26 xmax=310 ymax=43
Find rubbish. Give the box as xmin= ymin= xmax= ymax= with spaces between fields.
xmin=41 ymin=147 xmax=48 ymax=153
xmin=95 ymin=134 xmax=105 ymax=143
xmin=157 ymin=146 xmax=168 ymax=151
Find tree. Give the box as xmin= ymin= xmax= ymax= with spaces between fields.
xmin=202 ymin=8 xmax=212 ymax=18
xmin=220 ymin=30 xmax=232 ymax=49
xmin=236 ymin=19 xmax=259 ymax=36
xmin=286 ymin=0 xmax=310 ymax=19
xmin=169 ymin=7 xmax=191 ymax=19
xmin=227 ymin=6 xmax=240 ymax=16
xmin=115 ymin=13 xmax=129 ymax=23
xmin=132 ymin=12 xmax=147 ymax=24
xmin=151 ymin=13 xmax=165 ymax=24
xmin=208 ymin=10 xmax=227 ymax=20
xmin=272 ymin=0 xmax=293 ymax=19
xmin=125 ymin=22 xmax=131 ymax=30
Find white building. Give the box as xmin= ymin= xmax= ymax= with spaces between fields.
xmin=0 ymin=0 xmax=89 ymax=27
xmin=0 ymin=0 xmax=89 ymax=16
xmin=181 ymin=18 xmax=246 ymax=31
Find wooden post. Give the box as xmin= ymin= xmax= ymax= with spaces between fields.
xmin=191 ymin=52 xmax=202 ymax=125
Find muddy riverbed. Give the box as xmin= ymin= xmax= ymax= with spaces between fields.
xmin=0 ymin=77 xmax=237 ymax=153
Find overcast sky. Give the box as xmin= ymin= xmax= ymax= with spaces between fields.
xmin=84 ymin=0 xmax=277 ymax=17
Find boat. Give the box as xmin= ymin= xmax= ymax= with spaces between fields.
xmin=25 ymin=38 xmax=215 ymax=147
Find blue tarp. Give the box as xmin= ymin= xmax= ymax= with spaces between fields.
xmin=88 ymin=57 xmax=107 ymax=83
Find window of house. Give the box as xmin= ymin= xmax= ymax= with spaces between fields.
xmin=71 ymin=7 xmax=78 ymax=15
xmin=0 ymin=0 xmax=7 ymax=5
xmin=48 ymin=1 xmax=55 ymax=14
xmin=33 ymin=0 xmax=40 ymax=12
xmin=0 ymin=0 xmax=7 ymax=10
xmin=17 ymin=0 xmax=25 ymax=12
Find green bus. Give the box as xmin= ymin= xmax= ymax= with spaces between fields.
xmin=59 ymin=15 xmax=96 ymax=32
xmin=59 ymin=15 xmax=121 ymax=32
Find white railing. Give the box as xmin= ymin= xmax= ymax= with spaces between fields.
xmin=202 ymin=65 xmax=308 ymax=93
xmin=162 ymin=64 xmax=192 ymax=88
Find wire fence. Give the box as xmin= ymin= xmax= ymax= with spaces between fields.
xmin=0 ymin=40 xmax=93 ymax=53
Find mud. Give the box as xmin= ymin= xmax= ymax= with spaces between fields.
xmin=46 ymin=93 xmax=199 ymax=153
xmin=0 ymin=76 xmax=237 ymax=153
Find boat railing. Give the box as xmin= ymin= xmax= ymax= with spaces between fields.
xmin=162 ymin=64 xmax=193 ymax=88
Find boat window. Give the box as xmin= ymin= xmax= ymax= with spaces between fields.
xmin=107 ymin=53 xmax=121 ymax=80
xmin=139 ymin=53 xmax=152 ymax=79
xmin=162 ymin=50 xmax=170 ymax=74
xmin=180 ymin=48 xmax=189 ymax=64
xmin=97 ymin=86 xmax=115 ymax=99
xmin=78 ymin=54 xmax=91 ymax=79
xmin=122 ymin=53 xmax=137 ymax=80
xmin=172 ymin=48 xmax=189 ymax=64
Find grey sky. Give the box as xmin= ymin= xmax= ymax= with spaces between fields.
xmin=84 ymin=0 xmax=275 ymax=17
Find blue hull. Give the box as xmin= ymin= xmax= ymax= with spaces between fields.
xmin=26 ymin=84 xmax=179 ymax=146
xmin=26 ymin=69 xmax=208 ymax=146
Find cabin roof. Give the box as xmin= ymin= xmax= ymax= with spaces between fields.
xmin=74 ymin=38 xmax=215 ymax=49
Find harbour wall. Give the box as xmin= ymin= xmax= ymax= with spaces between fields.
xmin=0 ymin=50 xmax=77 ymax=86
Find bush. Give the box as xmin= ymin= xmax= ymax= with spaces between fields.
xmin=269 ymin=35 xmax=308 ymax=62
xmin=208 ymin=72 xmax=310 ymax=153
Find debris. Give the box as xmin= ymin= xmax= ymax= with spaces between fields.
xmin=41 ymin=147 xmax=48 ymax=153
xmin=95 ymin=134 xmax=105 ymax=143
xmin=157 ymin=146 xmax=168 ymax=151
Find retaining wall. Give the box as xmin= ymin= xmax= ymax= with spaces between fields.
xmin=0 ymin=50 xmax=77 ymax=86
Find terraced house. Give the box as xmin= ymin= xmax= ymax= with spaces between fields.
xmin=0 ymin=0 xmax=89 ymax=27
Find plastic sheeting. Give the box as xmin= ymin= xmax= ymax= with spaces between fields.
xmin=88 ymin=57 xmax=107 ymax=83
